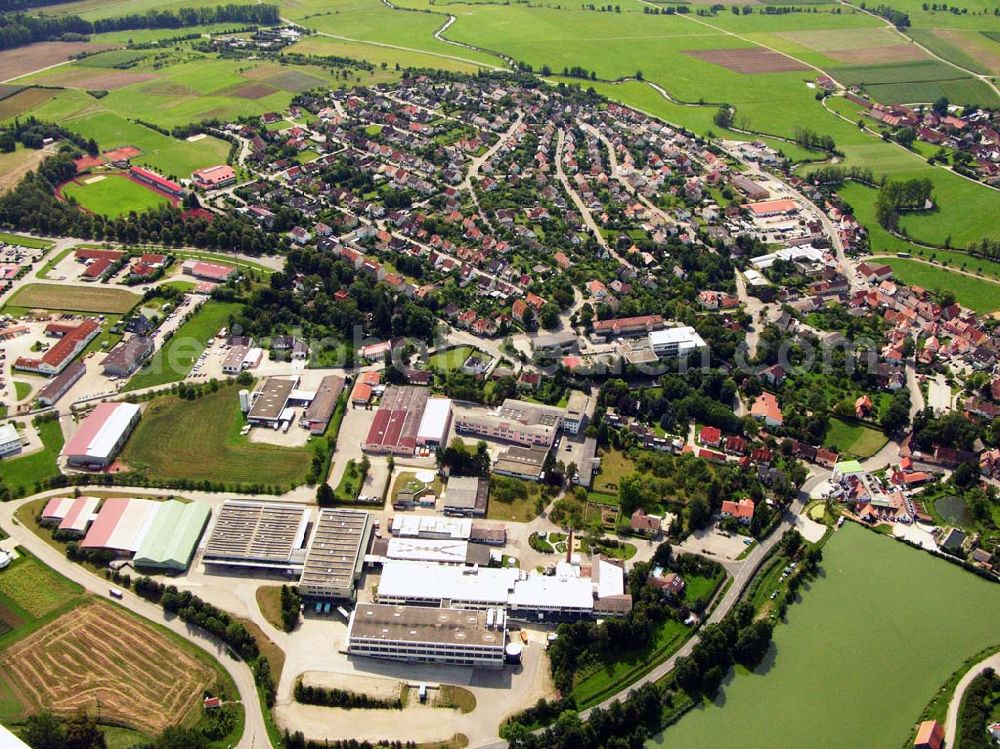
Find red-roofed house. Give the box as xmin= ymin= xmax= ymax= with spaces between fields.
xmin=751 ymin=392 xmax=783 ymax=427
xmin=699 ymin=426 xmax=722 ymax=447
xmin=721 ymin=498 xmax=755 ymax=524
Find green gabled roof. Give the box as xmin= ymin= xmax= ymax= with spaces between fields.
xmin=134 ymin=500 xmax=210 ymax=570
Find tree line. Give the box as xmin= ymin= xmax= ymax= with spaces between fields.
xmin=0 ymin=152 xmax=282 ymax=255
xmin=294 ymin=680 xmax=403 ymax=710
xmin=955 ymin=667 xmax=998 ymax=749
xmin=0 ymin=5 xmax=280 ymax=51
xmin=133 ymin=577 xmax=277 ymax=707
xmin=862 ymin=2 xmax=911 ymax=27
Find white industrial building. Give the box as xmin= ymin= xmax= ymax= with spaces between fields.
xmin=415 ymin=397 xmax=452 ymax=448
xmin=370 ymin=555 xmax=632 ymax=622
xmin=377 ymin=537 xmax=491 ymax=566
xmin=203 ymin=500 xmax=311 ymax=573
xmin=62 ymin=402 xmax=141 ymax=468
xmin=748 ymin=244 xmax=825 ymax=271
xmin=299 ymin=508 xmax=373 ymax=600
xmin=648 ymin=327 xmax=708 ymax=359
xmin=0 ymin=423 xmax=23 ymax=458
xmin=346 ymin=603 xmax=507 ymax=668
xmin=377 ymin=561 xmax=520 ymax=609
xmin=390 ymin=515 xmax=472 ymax=540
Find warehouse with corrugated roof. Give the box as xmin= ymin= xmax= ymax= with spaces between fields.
xmin=79 ymin=497 xmax=161 ymax=555
xmin=133 ymin=500 xmax=211 ymax=571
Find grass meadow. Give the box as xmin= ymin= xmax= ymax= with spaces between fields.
xmin=63 ymin=173 xmax=170 ymax=217
xmin=0 ymin=419 xmax=64 ymax=499
xmin=121 ymin=383 xmax=315 ymax=489
xmin=823 ymin=417 xmax=887 ymax=459
xmin=879 ymin=258 xmax=1000 ymax=314
xmin=124 ymin=300 xmax=241 ymax=391
xmin=649 ymin=523 xmax=1000 ymax=749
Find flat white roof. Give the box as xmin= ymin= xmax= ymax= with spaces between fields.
xmin=749 ymin=245 xmax=824 ymax=270
xmin=378 ymin=560 xmax=519 ymax=605
xmin=512 ymin=573 xmax=594 ymax=610
xmin=0 ymin=423 xmax=20 ymax=445
xmin=390 ymin=515 xmax=472 ymax=540
xmin=595 ymin=558 xmax=625 ymax=599
xmin=416 ymin=397 xmax=452 ymax=442
xmin=648 ymin=326 xmax=707 ymax=351
xmin=385 ymin=537 xmax=469 ymax=564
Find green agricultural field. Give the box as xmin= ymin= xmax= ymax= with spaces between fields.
xmin=123 ymin=301 xmax=241 ymax=391
xmin=121 ymin=384 xmax=315 ymax=490
xmin=0 ymin=555 xmax=83 ymax=621
xmin=62 ymin=173 xmax=170 ymax=217
xmin=287 ymin=36 xmax=483 ymax=75
xmin=823 ymin=417 xmax=888 ymax=460
xmin=908 ymin=27 xmax=1000 ymax=77
xmin=6 ymin=283 xmax=139 ymax=314
xmin=649 ymin=524 xmax=1000 ymax=749
xmin=878 ymin=258 xmax=1000 ymax=314
xmin=0 ymin=419 xmax=65 ymax=499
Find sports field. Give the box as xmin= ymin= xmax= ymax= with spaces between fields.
xmin=121 ymin=384 xmax=315 ymax=489
xmin=62 ymin=173 xmax=170 ymax=217
xmin=649 ymin=523 xmax=1000 ymax=749
xmin=6 ymin=283 xmax=138 ymax=314
xmin=123 ymin=300 xmax=240 ymax=391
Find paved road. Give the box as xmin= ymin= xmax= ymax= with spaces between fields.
xmin=0 ymin=489 xmax=267 ymax=749
xmin=943 ymin=651 xmax=1000 ymax=748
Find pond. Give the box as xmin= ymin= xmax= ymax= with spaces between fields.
xmin=934 ymin=494 xmax=972 ymax=526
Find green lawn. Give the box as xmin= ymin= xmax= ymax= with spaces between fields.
xmin=12 ymin=382 xmax=31 ymax=402
xmin=487 ymin=475 xmax=543 ymax=523
xmin=332 ymin=460 xmax=366 ymax=503
xmin=823 ymin=417 xmax=888 ymax=460
xmin=123 ymin=301 xmax=241 ymax=391
xmin=650 ymin=524 xmax=1000 ymax=749
xmin=684 ymin=571 xmax=725 ymax=606
xmin=121 ymin=384 xmax=315 ymax=491
xmin=0 ymin=419 xmax=64 ymax=499
xmin=62 ymin=173 xmax=170 ymax=218
xmin=0 ymin=232 xmax=51 ymax=249
xmin=427 ymin=346 xmax=475 ymax=371
xmin=593 ymin=447 xmax=636 ymax=495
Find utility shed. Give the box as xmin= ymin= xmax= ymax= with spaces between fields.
xmin=133 ymin=500 xmax=211 ymax=572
